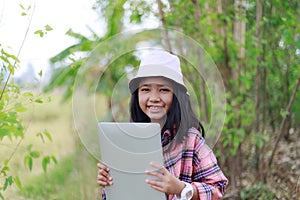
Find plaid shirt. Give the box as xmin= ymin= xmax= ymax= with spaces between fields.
xmin=102 ymin=127 xmax=228 ymax=200
xmin=162 ymin=127 xmax=228 ymax=199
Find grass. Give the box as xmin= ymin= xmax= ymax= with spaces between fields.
xmin=18 ymin=146 xmax=100 ymax=200
xmin=19 ymin=155 xmax=76 ymax=199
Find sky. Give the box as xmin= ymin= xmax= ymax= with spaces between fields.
xmin=0 ymin=0 xmax=102 ymax=79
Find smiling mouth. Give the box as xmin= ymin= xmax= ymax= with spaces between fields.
xmin=148 ymin=105 xmax=164 ymax=112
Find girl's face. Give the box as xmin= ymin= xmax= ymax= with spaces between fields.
xmin=138 ymin=77 xmax=174 ymax=126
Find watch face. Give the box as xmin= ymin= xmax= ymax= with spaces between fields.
xmin=182 ymin=183 xmax=194 ymax=200
xmin=186 ymin=190 xmax=193 ymax=198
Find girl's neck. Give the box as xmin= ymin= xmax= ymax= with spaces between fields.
xmin=151 ymin=117 xmax=166 ymax=130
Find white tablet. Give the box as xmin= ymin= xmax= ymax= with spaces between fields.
xmin=98 ymin=122 xmax=166 ymax=200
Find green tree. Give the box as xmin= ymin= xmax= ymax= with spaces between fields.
xmin=0 ymin=4 xmax=56 ymax=199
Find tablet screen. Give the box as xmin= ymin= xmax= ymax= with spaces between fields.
xmin=98 ymin=122 xmax=166 ymax=200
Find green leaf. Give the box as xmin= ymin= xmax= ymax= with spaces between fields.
xmin=24 ymin=155 xmax=29 ymax=167
xmin=51 ymin=156 xmax=57 ymax=164
xmin=0 ymin=166 xmax=10 ymax=176
xmin=13 ymin=176 xmax=22 ymax=189
xmin=45 ymin=24 xmax=53 ymax=31
xmin=28 ymin=157 xmax=33 ymax=171
xmin=38 ymin=70 xmax=43 ymax=77
xmin=8 ymin=54 xmax=20 ymax=63
xmin=237 ymin=129 xmax=245 ymax=137
xmin=43 ymin=129 xmax=52 ymax=142
xmin=24 ymin=155 xmax=33 ymax=171
xmin=0 ymin=129 xmax=10 ymax=138
xmin=22 ymin=92 xmax=34 ymax=97
xmin=42 ymin=156 xmax=50 ymax=172
xmin=34 ymin=30 xmax=44 ymax=37
xmin=37 ymin=132 xmax=45 ymax=143
xmin=0 ymin=192 xmax=4 ymax=200
xmin=30 ymin=151 xmax=40 ymax=158
xmin=8 ymin=64 xmax=15 ymax=74
xmin=26 ymin=144 xmax=33 ymax=152
xmin=4 ymin=159 xmax=9 ymax=165
xmin=3 ymin=176 xmax=13 ymax=191
xmin=256 ymin=139 xmax=264 ymax=149
xmin=19 ymin=4 xmax=25 ymax=10
xmin=34 ymin=98 xmax=43 ymax=103
xmin=65 ymin=28 xmax=88 ymax=40
xmin=280 ymin=109 xmax=289 ymax=118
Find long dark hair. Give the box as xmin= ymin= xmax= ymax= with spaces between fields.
xmin=129 ymin=78 xmax=205 ymax=145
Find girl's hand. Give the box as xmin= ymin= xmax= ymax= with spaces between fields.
xmin=145 ymin=162 xmax=185 ymax=196
xmin=97 ymin=162 xmax=113 ymax=187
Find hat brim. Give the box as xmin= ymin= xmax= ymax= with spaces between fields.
xmin=129 ymin=76 xmax=187 ymax=94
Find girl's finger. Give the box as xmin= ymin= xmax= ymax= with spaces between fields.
xmin=150 ymin=184 xmax=165 ymax=193
xmin=145 ymin=169 xmax=164 ymax=180
xmin=149 ymin=162 xmax=168 ymax=174
xmin=97 ymin=174 xmax=112 ymax=182
xmin=98 ymin=168 xmax=112 ymax=179
xmin=97 ymin=163 xmax=109 ymax=171
xmin=97 ymin=179 xmax=112 ymax=186
xmin=146 ymin=179 xmax=165 ymax=193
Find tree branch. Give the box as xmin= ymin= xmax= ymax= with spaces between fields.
xmin=156 ymin=0 xmax=172 ymax=52
xmin=0 ymin=3 xmax=36 ymax=101
xmin=268 ymin=73 xmax=300 ymax=167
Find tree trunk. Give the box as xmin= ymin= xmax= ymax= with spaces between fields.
xmin=204 ymin=2 xmax=214 ymax=47
xmin=269 ymin=73 xmax=300 ymax=167
xmin=233 ymin=3 xmax=247 ymax=181
xmin=233 ymin=0 xmax=246 ymax=82
xmin=193 ymin=0 xmax=209 ymax=124
xmin=156 ymin=0 xmax=172 ymax=52
xmin=216 ymin=0 xmax=225 ymax=37
xmin=254 ymin=0 xmax=263 ymax=181
xmin=217 ymin=0 xmax=232 ymax=91
xmin=283 ymin=58 xmax=291 ymax=141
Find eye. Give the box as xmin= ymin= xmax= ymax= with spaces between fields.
xmin=139 ymin=87 xmax=150 ymax=92
xmin=160 ymin=88 xmax=171 ymax=92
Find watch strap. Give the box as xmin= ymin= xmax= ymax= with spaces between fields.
xmin=175 ymin=181 xmax=194 ymax=200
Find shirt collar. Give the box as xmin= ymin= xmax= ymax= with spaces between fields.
xmin=161 ymin=129 xmax=173 ymax=147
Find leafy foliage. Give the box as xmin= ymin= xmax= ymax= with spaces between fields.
xmin=0 ymin=4 xmax=57 ymax=198
xmin=0 ymin=46 xmax=57 ymax=198
xmin=240 ymin=183 xmax=277 ymax=200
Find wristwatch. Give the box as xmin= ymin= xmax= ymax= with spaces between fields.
xmin=175 ymin=181 xmax=194 ymax=200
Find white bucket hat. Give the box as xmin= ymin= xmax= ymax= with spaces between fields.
xmin=129 ymin=50 xmax=187 ymax=93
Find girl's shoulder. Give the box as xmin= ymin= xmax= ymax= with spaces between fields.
xmin=186 ymin=127 xmax=205 ymax=144
xmin=185 ymin=128 xmax=213 ymax=157
xmin=187 ymin=127 xmax=204 ymax=138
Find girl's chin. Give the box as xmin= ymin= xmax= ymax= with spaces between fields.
xmin=148 ymin=114 xmax=167 ymax=123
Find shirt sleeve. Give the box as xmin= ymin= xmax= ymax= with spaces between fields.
xmin=101 ymin=188 xmax=106 ymax=200
xmin=191 ymin=134 xmax=228 ymax=199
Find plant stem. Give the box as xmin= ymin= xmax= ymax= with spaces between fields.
xmin=0 ymin=3 xmax=35 ymax=101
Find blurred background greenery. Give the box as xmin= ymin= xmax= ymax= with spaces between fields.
xmin=1 ymin=0 xmax=300 ymax=199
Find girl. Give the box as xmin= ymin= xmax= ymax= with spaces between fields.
xmin=97 ymin=50 xmax=228 ymax=200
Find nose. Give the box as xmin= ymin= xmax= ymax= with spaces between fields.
xmin=149 ymin=91 xmax=160 ymax=102
xmin=149 ymin=96 xmax=160 ymax=102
